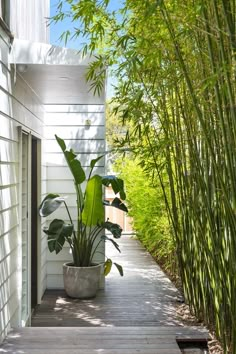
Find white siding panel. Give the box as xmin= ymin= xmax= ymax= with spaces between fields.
xmin=46 ymin=206 xmax=77 ymax=221
xmin=47 ymin=261 xmax=66 ymax=275
xmin=44 ymin=126 xmax=105 ymax=140
xmin=46 ymin=274 xmax=64 ymax=289
xmin=0 ymin=65 xmax=11 ymax=93
xmin=0 ymin=207 xmax=18 ymax=235
xmin=0 ymin=35 xmax=10 ymax=66
xmin=41 ymin=165 xmax=47 ymax=180
xmin=0 ymin=89 xmax=12 ymax=117
xmin=8 ymin=274 xmax=20 ymax=327
xmin=12 ymin=84 xmax=44 ymax=136
xmin=0 ymin=140 xmax=18 ymax=163
xmin=41 ymin=180 xmax=47 ymax=196
xmin=44 ymin=97 xmax=105 ymax=291
xmin=46 ymin=180 xmax=79 ymax=194
xmin=45 ymin=104 xmax=104 ymax=113
xmin=0 ymin=115 xmax=18 ymax=141
xmin=47 ymin=166 xmax=104 ymax=181
xmin=40 ymin=240 xmax=47 ymax=296
xmin=44 ymin=139 xmax=105 ymax=153
xmin=46 ymin=112 xmax=104 ymax=126
xmin=47 ymin=246 xmax=71 ymax=262
xmin=0 ymin=164 xmax=18 ymax=186
xmin=47 ymin=247 xmax=72 ymax=289
xmin=0 ymin=231 xmax=19 ymax=272
xmin=48 ymin=194 xmax=78 ymax=208
xmin=45 ymin=153 xmax=105 ymax=167
xmin=0 ymin=185 xmax=18 ymax=211
xmin=0 ymin=232 xmax=20 ymax=330
xmin=13 ymin=75 xmax=45 ymax=123
xmin=0 ymin=32 xmax=46 ymax=341
xmin=10 ymin=0 xmax=49 ymax=43
xmin=12 ymin=100 xmax=44 ymax=135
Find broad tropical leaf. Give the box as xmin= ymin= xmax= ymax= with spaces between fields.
xmin=43 ymin=219 xmax=73 ymax=254
xmin=114 ymin=262 xmax=123 ymax=276
xmin=101 ymin=235 xmax=121 ymax=253
xmin=104 ymin=258 xmax=112 ymax=276
xmin=111 ymin=197 xmax=128 ymax=212
xmin=39 ymin=194 xmax=65 ymax=217
xmin=55 ymin=135 xmax=66 ymax=151
xmin=55 ymin=135 xmax=86 ymax=185
xmin=102 ymin=175 xmax=126 ymax=200
xmin=90 ymin=155 xmax=104 ymax=170
xmin=65 ymin=150 xmax=86 ymax=184
xmin=103 ymin=221 xmax=122 ymax=239
xmin=82 ymin=175 xmax=105 ymax=226
xmin=88 ymin=155 xmax=104 ymax=180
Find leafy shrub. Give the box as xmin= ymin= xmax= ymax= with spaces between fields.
xmin=114 ymin=157 xmax=177 ymax=277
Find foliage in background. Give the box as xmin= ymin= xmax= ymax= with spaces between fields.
xmin=39 ymin=135 xmax=127 ymax=275
xmin=114 ymin=156 xmax=177 ymax=277
xmin=52 ymin=1 xmax=236 ymax=351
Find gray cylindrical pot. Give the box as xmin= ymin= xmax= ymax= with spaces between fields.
xmin=63 ymin=262 xmax=102 ymax=299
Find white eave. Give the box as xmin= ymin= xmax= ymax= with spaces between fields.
xmin=10 ymin=39 xmax=105 ymax=105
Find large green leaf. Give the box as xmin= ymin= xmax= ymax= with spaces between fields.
xmin=55 ymin=135 xmax=86 ymax=185
xmin=39 ymin=194 xmax=65 ymax=217
xmin=104 ymin=259 xmax=123 ymax=276
xmin=90 ymin=155 xmax=104 ymax=170
xmin=114 ymin=262 xmax=124 ymax=276
xmin=111 ymin=197 xmax=128 ymax=212
xmin=88 ymin=155 xmax=104 ymax=180
xmin=43 ymin=219 xmax=73 ymax=254
xmin=104 ymin=258 xmax=112 ymax=276
xmin=55 ymin=135 xmax=66 ymax=151
xmin=101 ymin=235 xmax=121 ymax=253
xmin=65 ymin=150 xmax=86 ymax=184
xmin=103 ymin=221 xmax=122 ymax=239
xmin=102 ymin=175 xmax=126 ymax=200
xmin=82 ymin=175 xmax=105 ymax=226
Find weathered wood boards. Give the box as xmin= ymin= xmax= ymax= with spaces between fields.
xmin=0 ymin=236 xmax=208 ymax=353
xmin=32 ymin=236 xmax=182 ymax=327
xmin=0 ymin=326 xmax=208 ymax=354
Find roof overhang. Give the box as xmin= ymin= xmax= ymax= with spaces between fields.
xmin=10 ymin=39 xmax=105 ymax=105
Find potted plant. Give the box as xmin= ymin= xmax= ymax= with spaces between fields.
xmin=39 ymin=135 xmax=128 ymax=299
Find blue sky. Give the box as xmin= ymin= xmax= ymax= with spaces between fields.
xmin=50 ymin=0 xmax=122 ymax=97
xmin=50 ymin=0 xmax=122 ymax=49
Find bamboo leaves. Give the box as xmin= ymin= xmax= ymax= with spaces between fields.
xmin=51 ymin=0 xmax=236 ymax=350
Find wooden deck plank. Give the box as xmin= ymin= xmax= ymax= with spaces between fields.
xmin=0 ymin=349 xmax=181 ymax=354
xmin=32 ymin=236 xmax=183 ymax=327
xmin=0 ymin=326 xmax=208 ymax=354
xmin=4 ymin=326 xmax=208 ymax=336
xmin=0 ymin=236 xmax=208 ymax=354
xmin=0 ymin=328 xmax=180 ymax=353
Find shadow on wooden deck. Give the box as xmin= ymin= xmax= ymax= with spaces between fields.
xmin=0 ymin=236 xmax=209 ymax=354
xmin=32 ymin=235 xmax=183 ymax=327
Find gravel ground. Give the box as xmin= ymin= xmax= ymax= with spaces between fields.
xmin=176 ymin=303 xmax=224 ymax=354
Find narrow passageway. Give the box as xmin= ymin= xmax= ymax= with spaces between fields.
xmin=1 ymin=235 xmax=208 ymax=353
xmin=32 ymin=235 xmax=182 ymax=327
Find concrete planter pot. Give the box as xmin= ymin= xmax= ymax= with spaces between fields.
xmin=63 ymin=262 xmax=102 ymax=299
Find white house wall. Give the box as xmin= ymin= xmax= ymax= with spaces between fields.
xmin=9 ymin=0 xmax=49 ymax=43
xmin=12 ymin=73 xmax=47 ymax=304
xmin=11 ymin=40 xmax=106 ymax=291
xmin=44 ymin=104 xmax=106 ymax=289
xmin=0 ymin=27 xmax=46 ymax=341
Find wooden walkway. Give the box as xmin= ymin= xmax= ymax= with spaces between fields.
xmin=32 ymin=235 xmax=183 ymax=327
xmin=0 ymin=235 xmax=208 ymax=353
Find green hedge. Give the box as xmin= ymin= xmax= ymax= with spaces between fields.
xmin=115 ymin=157 xmax=177 ymax=276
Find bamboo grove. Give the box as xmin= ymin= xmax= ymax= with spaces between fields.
xmin=53 ymin=0 xmax=236 ymax=352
